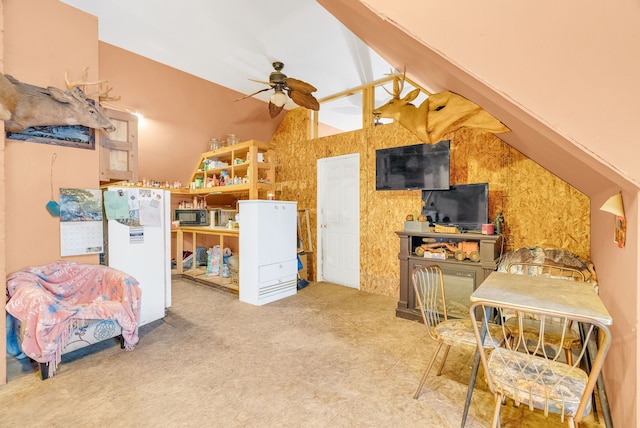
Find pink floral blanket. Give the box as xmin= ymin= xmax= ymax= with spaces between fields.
xmin=6 ymin=261 xmax=141 ymax=375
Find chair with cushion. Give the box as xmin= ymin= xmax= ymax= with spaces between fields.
xmin=6 ymin=260 xmax=142 ymax=379
xmin=411 ymin=265 xmax=503 ymax=399
xmin=505 ymin=262 xmax=587 ymax=365
xmin=470 ymin=300 xmax=611 ymax=427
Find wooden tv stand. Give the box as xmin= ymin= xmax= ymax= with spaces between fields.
xmin=396 ymin=230 xmax=502 ymax=322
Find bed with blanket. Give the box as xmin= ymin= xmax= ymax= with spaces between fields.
xmin=6 ymin=261 xmax=142 ymax=379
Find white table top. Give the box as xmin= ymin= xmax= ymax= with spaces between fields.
xmin=471 ymin=271 xmax=612 ymax=325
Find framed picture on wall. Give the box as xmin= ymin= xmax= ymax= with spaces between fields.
xmin=6 ymin=125 xmax=95 ymax=150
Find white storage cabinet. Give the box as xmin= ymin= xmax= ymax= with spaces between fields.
xmin=239 ymin=200 xmax=298 ymax=305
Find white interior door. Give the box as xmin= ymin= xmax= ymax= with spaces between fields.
xmin=317 ymin=153 xmax=360 ymax=288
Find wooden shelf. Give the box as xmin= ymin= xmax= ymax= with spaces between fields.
xmin=170 ymin=140 xmax=275 ymax=298
xmin=171 ymin=139 xmax=275 ymax=200
xmin=174 ymin=266 xmax=239 ymax=294
xmin=173 ymin=226 xmax=239 ymax=293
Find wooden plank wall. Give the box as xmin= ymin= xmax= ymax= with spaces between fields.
xmin=271 ymin=108 xmax=590 ymax=297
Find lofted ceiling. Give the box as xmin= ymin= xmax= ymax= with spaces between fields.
xmin=60 ymin=0 xmax=395 ymax=128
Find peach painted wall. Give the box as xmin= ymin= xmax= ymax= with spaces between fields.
xmin=351 ymin=0 xmax=640 ymax=187
xmin=3 ymin=0 xmax=102 ymax=273
xmin=98 ymin=43 xmax=282 ymax=187
xmin=0 ymin=0 xmax=281 ymax=384
xmin=591 ymin=189 xmax=638 ymax=424
xmin=1 ymin=0 xmax=102 ymax=385
xmin=2 ymin=1 xmax=282 ymax=271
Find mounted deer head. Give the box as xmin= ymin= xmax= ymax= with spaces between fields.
xmin=425 ymin=91 xmax=510 ymax=143
xmin=373 ymin=74 xmax=431 ymax=142
xmin=0 ymin=69 xmax=116 ymax=133
xmin=373 ymin=71 xmax=509 ymax=143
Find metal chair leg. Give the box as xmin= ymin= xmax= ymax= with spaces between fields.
xmin=436 ymin=344 xmax=451 ymax=376
xmin=414 ymin=342 xmax=443 ymax=399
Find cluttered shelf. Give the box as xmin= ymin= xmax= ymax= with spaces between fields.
xmin=173 ymin=226 xmax=239 ymax=293
xmin=171 ymin=139 xmax=275 ymax=200
xmin=171 ymin=182 xmax=273 ymax=196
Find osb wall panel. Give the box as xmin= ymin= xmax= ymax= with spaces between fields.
xmin=271 ymin=109 xmax=590 ymax=298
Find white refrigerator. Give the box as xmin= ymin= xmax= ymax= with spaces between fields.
xmin=104 ymin=186 xmax=172 ymax=326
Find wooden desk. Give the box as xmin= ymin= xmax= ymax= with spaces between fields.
xmin=461 ymin=271 xmax=613 ymax=427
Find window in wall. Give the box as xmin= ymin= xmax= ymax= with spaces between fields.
xmin=99 ymin=108 xmax=138 ymax=184
xmin=311 ymin=75 xmax=430 ymax=139
xmin=317 ymin=91 xmax=364 ymax=138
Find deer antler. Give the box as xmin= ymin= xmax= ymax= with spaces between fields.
xmin=97 ymin=84 xmax=121 ymax=102
xmin=65 ymin=67 xmax=120 ymax=101
xmin=65 ymin=67 xmax=106 ymax=91
xmin=381 ymin=67 xmax=406 ymax=98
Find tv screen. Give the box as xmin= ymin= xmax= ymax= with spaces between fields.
xmin=421 ymin=183 xmax=489 ymax=232
xmin=375 ymin=141 xmax=450 ymax=191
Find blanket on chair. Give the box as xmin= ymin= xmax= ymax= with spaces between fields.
xmin=6 ymin=261 xmax=142 ymax=375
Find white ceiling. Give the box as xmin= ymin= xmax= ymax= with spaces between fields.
xmin=60 ymin=0 xmax=394 ymax=126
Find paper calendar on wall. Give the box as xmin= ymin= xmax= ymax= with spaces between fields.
xmin=59 ymin=188 xmax=104 ymax=256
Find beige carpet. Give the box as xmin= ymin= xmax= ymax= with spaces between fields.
xmin=1 ymin=279 xmax=604 ymax=427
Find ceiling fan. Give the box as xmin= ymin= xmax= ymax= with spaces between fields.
xmin=236 ymin=61 xmax=320 ymax=118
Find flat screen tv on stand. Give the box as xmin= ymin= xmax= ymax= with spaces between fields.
xmin=375 ymin=140 xmax=450 ymax=191
xmin=421 ymin=183 xmax=489 ymax=233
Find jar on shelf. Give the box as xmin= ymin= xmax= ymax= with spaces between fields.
xmin=209 ymin=138 xmax=219 ymax=151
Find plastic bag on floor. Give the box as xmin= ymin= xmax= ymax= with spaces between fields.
xmin=206 ymin=246 xmax=220 ymax=276
xmin=206 ymin=246 xmax=233 ymax=276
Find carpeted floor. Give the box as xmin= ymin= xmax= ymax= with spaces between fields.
xmin=1 ymin=279 xmax=605 ymax=427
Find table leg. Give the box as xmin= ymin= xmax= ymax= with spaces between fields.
xmin=461 ymin=348 xmax=481 ymax=427
xmin=461 ymin=307 xmax=490 ymax=427
xmin=579 ymin=324 xmax=613 ymax=428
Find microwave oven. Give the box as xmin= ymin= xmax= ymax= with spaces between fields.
xmin=174 ymin=209 xmax=209 ymax=226
xmin=209 ymin=208 xmax=237 ymax=227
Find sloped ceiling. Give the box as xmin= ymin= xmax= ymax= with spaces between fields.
xmin=319 ymin=0 xmax=640 ymax=195
xmin=60 ymin=0 xmax=393 ymax=127
xmin=59 ymin=0 xmax=640 ymax=194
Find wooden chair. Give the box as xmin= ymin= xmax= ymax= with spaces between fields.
xmin=470 ymin=300 xmax=611 ymax=427
xmin=505 ymin=262 xmax=587 ymax=365
xmin=411 ymin=265 xmax=503 ymax=399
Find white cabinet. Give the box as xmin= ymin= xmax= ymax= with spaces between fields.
xmin=239 ymin=200 xmax=298 ymax=305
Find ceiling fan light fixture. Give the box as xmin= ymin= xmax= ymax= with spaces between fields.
xmin=239 ymin=62 xmax=318 ymax=117
xmin=270 ymin=89 xmax=288 ymax=107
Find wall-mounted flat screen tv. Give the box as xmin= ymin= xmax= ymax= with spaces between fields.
xmin=375 ymin=140 xmax=450 ymax=191
xmin=421 ymin=183 xmax=489 ymax=232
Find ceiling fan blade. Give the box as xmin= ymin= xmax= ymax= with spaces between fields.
xmin=268 ymin=101 xmax=285 ymax=118
xmin=285 ymin=77 xmax=317 ymax=94
xmin=234 ymin=87 xmax=271 ymax=102
xmin=288 ymin=90 xmax=320 ymax=111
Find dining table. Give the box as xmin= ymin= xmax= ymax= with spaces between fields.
xmin=460 ymin=271 xmax=613 ymax=427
